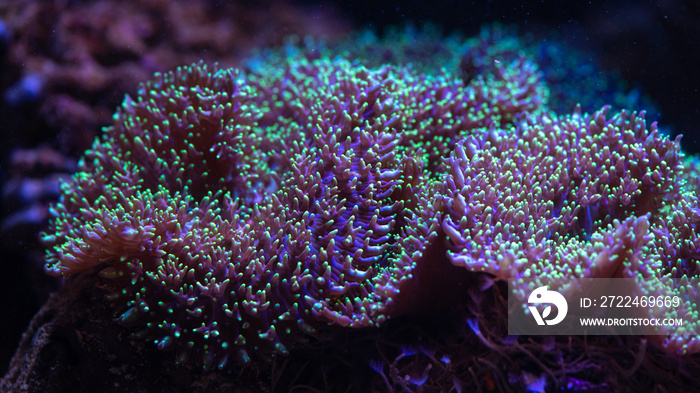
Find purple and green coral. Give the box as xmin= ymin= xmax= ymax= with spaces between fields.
xmin=40 ymin=26 xmax=700 ymax=390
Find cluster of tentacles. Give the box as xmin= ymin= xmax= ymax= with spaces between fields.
xmin=42 ymin=50 xmax=700 ymax=371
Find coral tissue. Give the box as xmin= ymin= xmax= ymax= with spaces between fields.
xmin=42 ymin=51 xmax=700 ymax=370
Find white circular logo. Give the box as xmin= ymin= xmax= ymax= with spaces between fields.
xmin=527 ymin=286 xmax=568 ymax=326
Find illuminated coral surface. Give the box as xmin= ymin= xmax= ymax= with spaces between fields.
xmin=40 ymin=29 xmax=700 ymax=391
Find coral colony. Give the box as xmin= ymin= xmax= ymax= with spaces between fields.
xmin=41 ymin=27 xmax=699 ymax=384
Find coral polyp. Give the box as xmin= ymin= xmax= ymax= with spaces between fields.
xmin=42 ymin=34 xmax=700 ymax=376
xmin=42 ymin=60 xmax=457 ymax=369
